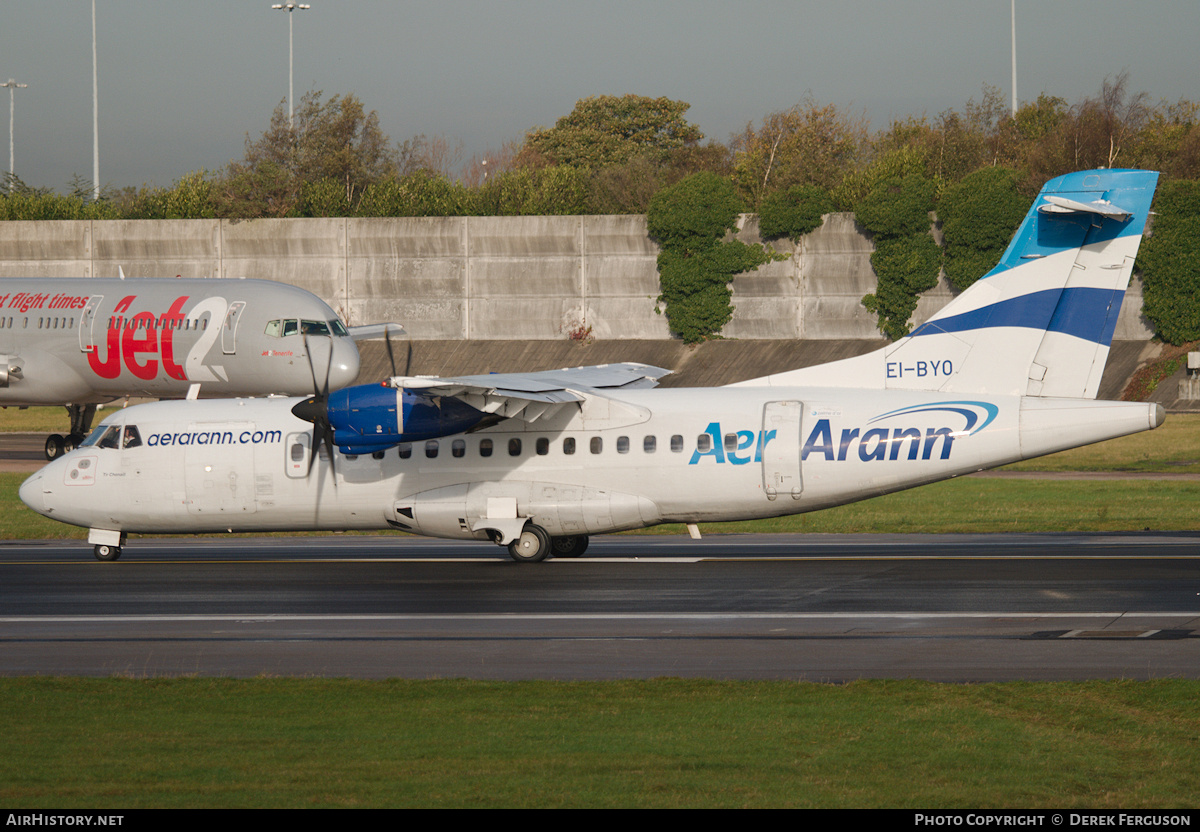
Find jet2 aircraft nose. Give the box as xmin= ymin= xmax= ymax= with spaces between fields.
xmin=303 ymin=336 xmax=361 ymax=393
xmin=328 ymin=337 xmax=361 ymax=391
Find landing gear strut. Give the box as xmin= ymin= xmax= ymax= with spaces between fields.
xmin=44 ymin=404 xmax=97 ymax=461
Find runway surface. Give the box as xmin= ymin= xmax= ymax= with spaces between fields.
xmin=2 ymin=532 xmax=1199 ymax=681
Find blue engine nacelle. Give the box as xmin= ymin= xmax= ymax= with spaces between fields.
xmin=294 ymin=383 xmax=488 ymax=454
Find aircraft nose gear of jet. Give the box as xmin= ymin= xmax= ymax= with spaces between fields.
xmin=507 ymin=524 xmax=552 ymax=563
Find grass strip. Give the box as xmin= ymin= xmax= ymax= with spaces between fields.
xmin=2 ymin=677 xmax=1198 ymax=809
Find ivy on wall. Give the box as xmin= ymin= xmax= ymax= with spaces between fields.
xmin=856 ymin=174 xmax=940 ymax=341
xmin=1140 ymin=179 xmax=1200 ymax=345
xmin=647 ymin=172 xmax=778 ymax=344
xmin=938 ymin=167 xmax=1029 ymax=291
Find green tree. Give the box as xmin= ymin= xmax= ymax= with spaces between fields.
xmin=475 ymin=166 xmax=594 ymax=216
xmin=731 ymin=99 xmax=868 ymax=209
xmin=356 ymin=171 xmax=473 ymax=217
xmin=216 ymin=91 xmax=399 ymax=218
xmin=521 ymin=95 xmax=703 ymax=170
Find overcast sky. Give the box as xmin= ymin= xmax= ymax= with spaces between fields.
xmin=2 ymin=1 xmax=1197 ymax=192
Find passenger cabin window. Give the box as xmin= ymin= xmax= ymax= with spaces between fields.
xmin=617 ymin=436 xmax=629 ymax=454
xmin=696 ymin=434 xmax=711 ymax=452
xmin=536 ymin=438 xmax=549 ymax=456
xmin=563 ymin=437 xmax=576 ymax=455
xmin=644 ymin=435 xmax=656 ymax=453
xmin=452 ymin=439 xmax=466 ymax=458
xmin=398 ymin=443 xmax=412 ymax=459
xmin=508 ymin=438 xmax=522 ymax=457
xmin=479 ymin=439 xmax=493 ymax=458
xmin=671 ymin=435 xmax=684 ymax=452
xmin=590 ymin=437 xmax=603 ymax=454
xmin=425 ymin=440 xmax=439 ymax=459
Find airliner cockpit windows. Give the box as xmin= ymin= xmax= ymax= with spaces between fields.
xmin=80 ymin=425 xmax=113 ymax=448
xmin=122 ymin=426 xmax=142 ymax=449
xmin=266 ymin=319 xmax=342 ymax=337
xmin=94 ymin=426 xmax=122 ymax=449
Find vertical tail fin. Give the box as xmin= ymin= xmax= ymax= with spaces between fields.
xmin=738 ymin=169 xmax=1159 ymax=398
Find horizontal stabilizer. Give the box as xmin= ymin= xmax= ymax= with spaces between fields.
xmin=1038 ymin=195 xmax=1132 ymax=221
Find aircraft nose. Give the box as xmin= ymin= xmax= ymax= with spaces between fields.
xmin=19 ymin=471 xmax=45 ymax=514
xmin=328 ymin=337 xmax=361 ymax=390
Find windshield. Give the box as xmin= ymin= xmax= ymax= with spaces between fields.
xmin=84 ymin=424 xmax=141 ymax=450
xmin=265 ymin=318 xmax=350 ymax=338
xmin=79 ymin=424 xmax=112 ymax=448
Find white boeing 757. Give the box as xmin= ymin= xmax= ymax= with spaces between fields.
xmin=0 ymin=277 xmax=361 ymax=458
xmin=21 ymin=169 xmax=1164 ymax=562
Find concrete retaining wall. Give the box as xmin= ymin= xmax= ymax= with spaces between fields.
xmin=0 ymin=214 xmax=1155 ymax=341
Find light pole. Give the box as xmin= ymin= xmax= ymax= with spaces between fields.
xmin=0 ymin=79 xmax=27 ymax=179
xmin=93 ymin=0 xmax=99 ymax=200
xmin=1011 ymin=0 xmax=1018 ymax=117
xmin=271 ymin=3 xmax=310 ymax=127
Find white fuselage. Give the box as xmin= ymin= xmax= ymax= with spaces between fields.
xmin=20 ymin=387 xmax=1163 ymax=541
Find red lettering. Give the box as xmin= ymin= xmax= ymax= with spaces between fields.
xmin=122 ymin=311 xmax=158 ymax=380
xmin=160 ymin=296 xmax=189 ymax=380
xmin=86 ymin=296 xmax=136 ymax=380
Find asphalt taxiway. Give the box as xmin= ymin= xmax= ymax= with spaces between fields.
xmin=2 ymin=532 xmax=1198 ymax=681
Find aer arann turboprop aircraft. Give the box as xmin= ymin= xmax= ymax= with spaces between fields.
xmin=0 ymin=277 xmax=362 ymax=459
xmin=21 ymin=169 xmax=1163 ymax=562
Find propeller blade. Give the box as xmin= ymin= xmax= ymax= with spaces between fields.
xmin=298 ymin=333 xmax=337 ymax=487
xmin=385 ymin=325 xmax=398 ymax=378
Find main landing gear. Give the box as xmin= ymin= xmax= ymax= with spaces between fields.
xmin=506 ymin=525 xmax=590 ymax=563
xmin=45 ymin=404 xmax=98 ymax=461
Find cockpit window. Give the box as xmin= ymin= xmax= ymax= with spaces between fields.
xmin=87 ymin=424 xmax=141 ymax=450
xmin=95 ymin=426 xmax=122 ymax=449
xmin=80 ymin=425 xmax=111 ymax=448
xmin=265 ymin=318 xmax=349 ymax=338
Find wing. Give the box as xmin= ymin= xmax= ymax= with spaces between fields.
xmin=391 ymin=362 xmax=671 ymax=422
